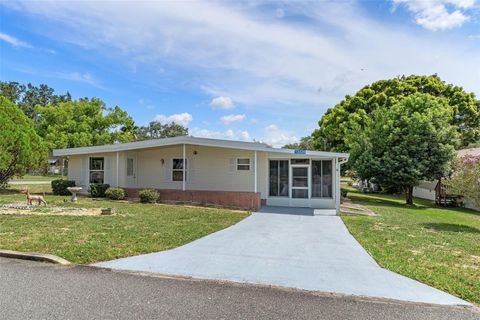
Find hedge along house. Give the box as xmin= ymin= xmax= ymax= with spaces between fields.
xmin=53 ymin=136 xmax=349 ymax=212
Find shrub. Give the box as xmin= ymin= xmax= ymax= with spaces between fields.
xmin=105 ymin=187 xmax=127 ymax=200
xmin=138 ymin=188 xmax=159 ymax=203
xmin=341 ymin=188 xmax=348 ymax=198
xmin=51 ymin=179 xmax=75 ymax=195
xmin=89 ymin=183 xmax=110 ymax=198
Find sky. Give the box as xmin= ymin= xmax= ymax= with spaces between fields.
xmin=1 ymin=0 xmax=479 ymax=147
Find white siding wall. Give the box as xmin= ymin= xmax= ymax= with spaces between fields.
xmin=67 ymin=153 xmax=117 ymax=192
xmin=65 ymin=145 xmax=338 ymax=209
xmin=413 ymin=181 xmax=437 ymax=201
xmin=67 ymin=156 xmax=82 ymax=185
xmin=134 ymin=145 xmax=261 ymax=194
xmin=413 ymin=187 xmax=436 ymax=201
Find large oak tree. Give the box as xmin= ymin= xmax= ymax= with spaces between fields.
xmin=136 ymin=121 xmax=188 ymax=141
xmin=313 ymin=75 xmax=479 ymax=151
xmin=347 ymin=94 xmax=458 ymax=205
xmin=0 ymin=81 xmax=71 ymax=119
xmin=0 ymin=97 xmax=47 ymax=186
xmin=35 ymin=98 xmax=136 ymax=150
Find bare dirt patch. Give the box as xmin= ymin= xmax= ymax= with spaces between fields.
xmin=0 ymin=202 xmax=103 ymax=216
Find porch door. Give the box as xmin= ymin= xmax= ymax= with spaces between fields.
xmin=290 ymin=164 xmax=310 ymax=207
xmin=126 ymin=155 xmax=137 ymax=187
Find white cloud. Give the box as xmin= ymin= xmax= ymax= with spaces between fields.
xmin=220 ymin=114 xmax=245 ymax=125
xmin=139 ymin=98 xmax=154 ymax=110
xmin=50 ymin=71 xmax=105 ymax=89
xmin=262 ymin=124 xmax=298 ymax=147
xmin=154 ymin=112 xmax=193 ymax=126
xmin=2 ymin=0 xmax=480 ymax=123
xmin=0 ymin=32 xmax=32 ymax=48
xmin=190 ymin=128 xmax=250 ymax=141
xmin=58 ymin=71 xmax=96 ymax=85
xmin=393 ymin=0 xmax=476 ymax=31
xmin=209 ymin=96 xmax=234 ymax=109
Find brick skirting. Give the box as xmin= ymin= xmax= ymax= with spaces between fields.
xmin=125 ymin=188 xmax=261 ymax=210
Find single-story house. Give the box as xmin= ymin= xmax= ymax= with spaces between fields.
xmin=413 ymin=147 xmax=480 ymax=211
xmin=53 ymin=136 xmax=349 ymax=212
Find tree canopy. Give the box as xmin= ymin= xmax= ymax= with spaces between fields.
xmin=444 ymin=155 xmax=480 ymax=209
xmin=283 ymin=136 xmax=314 ymax=150
xmin=347 ymin=93 xmax=458 ymax=204
xmin=0 ymin=97 xmax=47 ymax=186
xmin=313 ymin=75 xmax=479 ymax=152
xmin=0 ymin=81 xmax=71 ymax=119
xmin=35 ymin=98 xmax=136 ymax=150
xmin=136 ymin=121 xmax=188 ymax=141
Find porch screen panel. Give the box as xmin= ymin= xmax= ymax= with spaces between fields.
xmin=269 ymin=160 xmax=289 ymax=197
xmin=322 ymin=160 xmax=333 ymax=197
xmin=311 ymin=160 xmax=333 ymax=198
xmin=269 ymin=160 xmax=279 ymax=196
xmin=311 ymin=160 xmax=322 ymax=197
xmin=279 ymin=160 xmax=289 ymax=196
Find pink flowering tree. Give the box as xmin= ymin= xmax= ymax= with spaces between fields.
xmin=444 ymin=155 xmax=480 ymax=208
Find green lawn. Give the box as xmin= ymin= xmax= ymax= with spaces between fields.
xmin=342 ymin=189 xmax=480 ymax=305
xmin=0 ymin=185 xmax=249 ymax=264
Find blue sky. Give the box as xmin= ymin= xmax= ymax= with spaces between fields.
xmin=1 ymin=0 xmax=479 ymax=146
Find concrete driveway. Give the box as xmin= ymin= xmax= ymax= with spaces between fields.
xmin=96 ymin=207 xmax=469 ymax=306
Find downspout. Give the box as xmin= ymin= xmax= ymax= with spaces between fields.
xmin=182 ymin=143 xmax=186 ymax=192
xmin=335 ymin=157 xmax=349 ymax=215
xmin=116 ymin=152 xmax=119 ymax=187
xmin=254 ymin=151 xmax=257 ymax=193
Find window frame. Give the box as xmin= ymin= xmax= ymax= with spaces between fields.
xmin=236 ymin=158 xmax=251 ymax=171
xmin=126 ymin=158 xmax=134 ymax=177
xmin=89 ymin=157 xmax=105 ymax=184
xmin=172 ymin=158 xmax=187 ymax=182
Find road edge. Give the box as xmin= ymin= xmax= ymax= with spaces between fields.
xmin=0 ymin=249 xmax=71 ymax=265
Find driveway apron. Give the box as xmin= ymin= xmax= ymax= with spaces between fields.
xmin=95 ymin=210 xmax=469 ymax=306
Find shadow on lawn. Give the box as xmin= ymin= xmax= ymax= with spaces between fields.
xmin=0 ymin=188 xmax=23 ymax=195
xmin=348 ymin=193 xmax=429 ymax=210
xmin=422 ymin=223 xmax=480 ymax=234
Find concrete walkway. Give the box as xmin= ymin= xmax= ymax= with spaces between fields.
xmin=8 ymin=180 xmax=52 ymax=185
xmin=96 ymin=209 xmax=469 ymax=306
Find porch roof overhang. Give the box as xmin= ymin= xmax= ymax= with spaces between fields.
xmin=53 ymin=136 xmax=349 ymax=160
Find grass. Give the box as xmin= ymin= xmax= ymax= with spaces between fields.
xmin=0 ymin=184 xmax=249 ymax=264
xmin=12 ymin=174 xmax=64 ymax=181
xmin=342 ymin=188 xmax=480 ymax=305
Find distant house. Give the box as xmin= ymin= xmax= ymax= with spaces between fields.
xmin=53 ymin=136 xmax=349 ymax=212
xmin=413 ymin=147 xmax=480 ymax=210
xmin=47 ymin=156 xmax=62 ymax=174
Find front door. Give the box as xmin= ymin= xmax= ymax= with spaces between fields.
xmin=126 ymin=156 xmax=137 ymax=187
xmin=290 ymin=164 xmax=310 ymax=207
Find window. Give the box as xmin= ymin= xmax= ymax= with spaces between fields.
xmin=311 ymin=160 xmax=332 ymax=198
xmin=127 ymin=158 xmax=134 ymax=177
xmin=269 ymin=160 xmax=289 ymax=197
xmin=237 ymin=158 xmax=250 ymax=171
xmin=172 ymin=158 xmax=187 ymax=181
xmin=89 ymin=157 xmax=104 ymax=184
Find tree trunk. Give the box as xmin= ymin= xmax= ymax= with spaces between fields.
xmin=405 ymin=186 xmax=414 ymax=205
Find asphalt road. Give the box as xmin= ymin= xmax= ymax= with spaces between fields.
xmin=0 ymin=258 xmax=478 ymax=320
